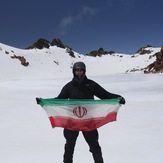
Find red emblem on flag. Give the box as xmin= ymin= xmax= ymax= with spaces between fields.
xmin=73 ymin=106 xmax=87 ymax=118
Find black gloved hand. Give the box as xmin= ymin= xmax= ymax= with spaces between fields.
xmin=119 ymin=97 xmax=126 ymax=105
xmin=36 ymin=97 xmax=41 ymax=104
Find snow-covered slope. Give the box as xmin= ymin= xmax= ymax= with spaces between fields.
xmin=0 ymin=42 xmax=163 ymax=163
xmin=0 ymin=73 xmax=163 ymax=163
xmin=0 ymin=43 xmax=161 ymax=80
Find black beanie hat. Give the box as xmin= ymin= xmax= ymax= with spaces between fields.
xmin=72 ymin=62 xmax=86 ymax=74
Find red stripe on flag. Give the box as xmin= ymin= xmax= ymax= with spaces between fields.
xmin=49 ymin=112 xmax=117 ymax=131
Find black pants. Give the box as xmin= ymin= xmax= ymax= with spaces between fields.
xmin=63 ymin=129 xmax=104 ymax=163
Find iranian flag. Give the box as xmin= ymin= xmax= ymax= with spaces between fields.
xmin=37 ymin=98 xmax=121 ymax=131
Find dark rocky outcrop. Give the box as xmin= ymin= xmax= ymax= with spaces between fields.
xmin=135 ymin=45 xmax=153 ymax=55
xmin=86 ymin=48 xmax=115 ymax=57
xmin=11 ymin=55 xmax=29 ymax=66
xmin=26 ymin=38 xmax=75 ymax=57
xmin=26 ymin=38 xmax=71 ymax=50
xmin=144 ymin=46 xmax=163 ymax=73
xmin=26 ymin=38 xmax=50 ymax=49
xmin=50 ymin=38 xmax=65 ymax=48
xmin=5 ymin=51 xmax=9 ymax=54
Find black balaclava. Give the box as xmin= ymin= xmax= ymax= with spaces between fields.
xmin=72 ymin=62 xmax=86 ymax=77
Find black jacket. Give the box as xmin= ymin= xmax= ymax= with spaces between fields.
xmin=57 ymin=75 xmax=121 ymax=100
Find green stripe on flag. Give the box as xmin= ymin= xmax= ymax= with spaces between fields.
xmin=38 ymin=98 xmax=120 ymax=107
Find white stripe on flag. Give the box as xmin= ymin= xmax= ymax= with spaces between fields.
xmin=38 ymin=98 xmax=121 ymax=131
xmin=43 ymin=104 xmax=119 ymax=120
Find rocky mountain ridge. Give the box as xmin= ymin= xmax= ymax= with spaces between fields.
xmin=0 ymin=38 xmax=163 ymax=78
xmin=26 ymin=38 xmax=163 ymax=73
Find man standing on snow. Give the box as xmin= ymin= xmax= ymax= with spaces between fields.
xmin=55 ymin=61 xmax=125 ymax=163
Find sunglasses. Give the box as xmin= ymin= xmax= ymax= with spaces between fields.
xmin=75 ymin=68 xmax=84 ymax=72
